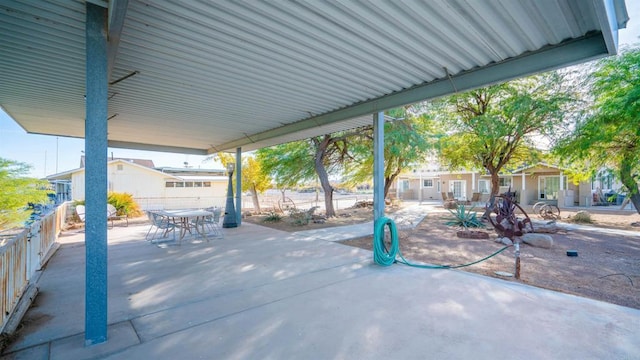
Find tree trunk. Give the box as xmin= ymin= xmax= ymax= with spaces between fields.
xmin=490 ymin=171 xmax=501 ymax=199
xmin=314 ymin=137 xmax=335 ymax=217
xmin=627 ymin=192 xmax=640 ymax=214
xmin=384 ymin=167 xmax=402 ymax=199
xmin=619 ymin=155 xmax=640 ymax=215
xmin=250 ymin=187 xmax=261 ymax=213
xmin=482 ymin=170 xmax=501 ymax=218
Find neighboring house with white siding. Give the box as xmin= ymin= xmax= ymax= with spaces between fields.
xmin=47 ymin=158 xmax=228 ymax=210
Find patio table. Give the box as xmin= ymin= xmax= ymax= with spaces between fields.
xmin=156 ymin=209 xmax=213 ymax=242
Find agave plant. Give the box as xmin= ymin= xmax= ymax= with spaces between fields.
xmin=445 ymin=204 xmax=485 ymax=230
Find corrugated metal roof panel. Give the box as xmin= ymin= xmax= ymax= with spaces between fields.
xmin=0 ymin=0 xmax=626 ymax=153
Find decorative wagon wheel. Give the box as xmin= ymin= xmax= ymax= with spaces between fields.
xmin=532 ymin=201 xmax=547 ymax=214
xmin=486 ymin=195 xmax=534 ymax=239
xmin=278 ymin=197 xmax=296 ymax=213
xmin=538 ymin=204 xmax=561 ymax=220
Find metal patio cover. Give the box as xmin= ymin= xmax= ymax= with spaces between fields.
xmin=0 ymin=0 xmax=628 ymax=154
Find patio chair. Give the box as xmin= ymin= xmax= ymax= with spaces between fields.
xmin=107 ymin=204 xmax=128 ymax=229
xmin=442 ymin=192 xmax=458 ymax=209
xmin=447 ymin=192 xmax=455 ymax=201
xmin=470 ymin=192 xmax=483 ymax=207
xmin=75 ymin=205 xmax=86 ymax=222
xmin=145 ymin=211 xmax=176 ymax=242
xmin=201 ymin=207 xmax=223 ymax=239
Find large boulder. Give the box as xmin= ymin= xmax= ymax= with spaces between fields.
xmin=520 ymin=233 xmax=553 ymax=249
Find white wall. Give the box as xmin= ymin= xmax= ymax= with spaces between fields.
xmin=70 ymin=163 xmax=228 ymax=210
xmin=71 ymin=171 xmax=85 ymax=200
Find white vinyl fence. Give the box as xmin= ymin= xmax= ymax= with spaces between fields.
xmin=1 ymin=203 xmax=67 ymax=334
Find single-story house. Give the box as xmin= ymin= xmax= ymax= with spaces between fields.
xmin=47 ymin=158 xmax=228 ymax=210
xmin=393 ymin=163 xmax=622 ymax=208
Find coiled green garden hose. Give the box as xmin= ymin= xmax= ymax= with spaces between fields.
xmin=373 ymin=217 xmax=511 ymax=269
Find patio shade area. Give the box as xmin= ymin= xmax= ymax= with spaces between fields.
xmin=0 ymin=0 xmax=628 ymax=153
xmin=0 ymin=0 xmax=631 ymax=350
xmin=3 ymin=220 xmax=639 ymax=359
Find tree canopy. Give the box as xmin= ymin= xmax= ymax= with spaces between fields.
xmin=212 ymin=153 xmax=271 ymax=213
xmin=0 ymin=158 xmax=52 ymax=230
xmin=345 ymin=107 xmax=438 ymax=198
xmin=256 ymin=130 xmax=365 ymax=217
xmin=553 ymin=48 xmax=640 ymax=213
xmin=431 ymin=72 xmax=574 ymax=200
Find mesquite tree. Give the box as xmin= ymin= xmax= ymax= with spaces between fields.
xmin=553 ymin=48 xmax=640 ymax=214
xmin=432 ymin=72 xmax=574 ymax=205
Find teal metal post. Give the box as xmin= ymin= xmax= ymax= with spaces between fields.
xmin=235 ymin=147 xmax=242 ymax=225
xmin=85 ymin=2 xmax=108 ymax=346
xmin=373 ymin=112 xmax=385 ymax=222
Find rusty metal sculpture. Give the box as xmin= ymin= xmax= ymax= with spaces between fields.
xmin=486 ymin=192 xmax=534 ymax=280
xmin=486 ymin=193 xmax=534 ymax=239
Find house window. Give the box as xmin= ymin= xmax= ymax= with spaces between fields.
xmin=592 ymin=170 xmax=615 ymax=190
xmin=194 ymin=182 xmax=202 ymax=187
xmin=400 ymin=180 xmax=409 ymax=191
xmin=185 ymin=182 xmax=193 ymax=187
xmin=165 ymin=182 xmax=175 ymax=188
xmin=478 ymin=180 xmax=489 ymax=194
xmin=499 ymin=177 xmax=512 ymax=187
xmin=436 ymin=181 xmax=441 ymax=192
xmin=117 ymin=164 xmax=124 ymax=171
xmin=203 ymin=182 xmax=211 ymax=187
xmin=175 ymin=182 xmax=184 ymax=188
xmin=423 ymin=179 xmax=433 ymax=188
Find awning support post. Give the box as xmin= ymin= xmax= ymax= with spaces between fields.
xmin=373 ymin=112 xmax=385 ymax=222
xmin=85 ymin=2 xmax=109 ymax=346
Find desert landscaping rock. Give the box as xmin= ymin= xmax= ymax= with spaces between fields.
xmin=534 ymin=223 xmax=559 ymax=233
xmin=456 ymin=230 xmax=490 ymax=239
xmin=495 ymin=271 xmax=514 ymax=277
xmin=495 ymin=237 xmax=513 ymax=246
xmin=520 ymin=233 xmax=553 ymax=249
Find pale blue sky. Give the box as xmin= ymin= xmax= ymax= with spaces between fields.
xmin=1 ymin=0 xmax=638 ymax=178
xmin=0 ymin=117 xmax=216 ymax=177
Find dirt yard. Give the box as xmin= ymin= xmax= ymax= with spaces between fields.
xmin=245 ymin=204 xmax=640 ymax=309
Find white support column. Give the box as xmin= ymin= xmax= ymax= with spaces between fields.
xmin=419 ymin=171 xmax=423 ymax=203
xmin=559 ymin=171 xmax=565 ymax=206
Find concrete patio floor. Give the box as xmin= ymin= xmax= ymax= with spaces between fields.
xmin=2 ymin=204 xmax=639 ymax=359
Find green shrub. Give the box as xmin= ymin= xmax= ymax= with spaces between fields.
xmin=0 ymin=158 xmax=52 ymax=230
xmin=445 ymin=205 xmax=485 ymax=229
xmin=571 ymin=210 xmax=593 ymax=224
xmin=288 ymin=208 xmax=311 ymax=226
xmin=72 ymin=194 xmax=141 ymax=218
xmin=263 ymin=211 xmax=282 ymax=223
xmin=107 ymin=192 xmax=142 ymax=217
